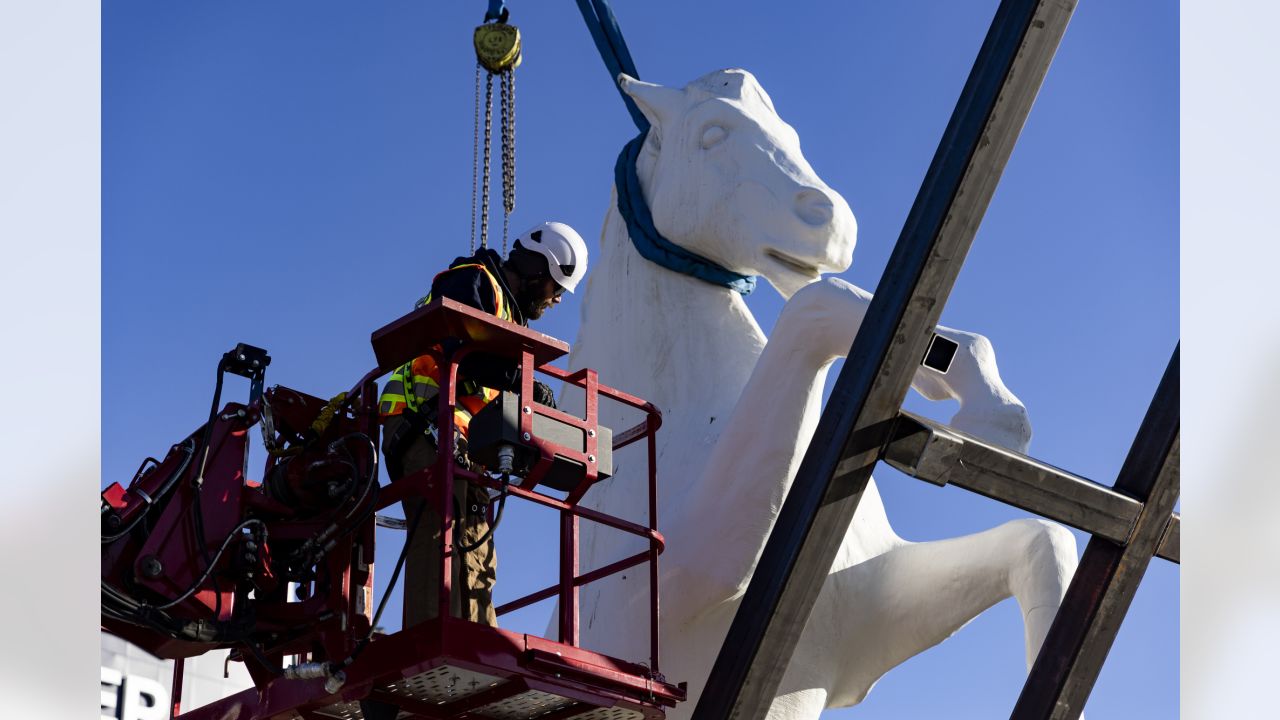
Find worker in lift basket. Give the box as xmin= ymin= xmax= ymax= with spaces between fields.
xmin=378 ymin=221 xmax=589 ymax=627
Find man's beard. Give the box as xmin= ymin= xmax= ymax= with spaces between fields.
xmin=516 ymin=285 xmax=547 ymax=321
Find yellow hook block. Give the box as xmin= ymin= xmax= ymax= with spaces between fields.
xmin=474 ymin=22 xmax=522 ymax=73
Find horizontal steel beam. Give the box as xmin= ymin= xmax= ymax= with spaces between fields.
xmin=882 ymin=412 xmax=1179 ymax=564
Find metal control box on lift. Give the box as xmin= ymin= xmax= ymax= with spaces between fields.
xmin=468 ymin=391 xmax=613 ymax=491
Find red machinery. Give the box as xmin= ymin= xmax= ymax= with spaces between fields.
xmin=101 ymin=298 xmax=685 ymax=719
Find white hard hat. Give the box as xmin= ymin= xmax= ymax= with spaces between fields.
xmin=515 ymin=221 xmax=589 ymax=293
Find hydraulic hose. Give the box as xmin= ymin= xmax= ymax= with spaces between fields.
xmin=324 ymin=496 xmax=429 ymax=683
xmin=144 ymin=519 xmax=266 ymax=611
xmin=457 ymin=444 xmax=515 ymax=553
xmin=101 ymin=438 xmax=196 ymax=544
xmin=190 ymin=357 xmax=231 ymax=615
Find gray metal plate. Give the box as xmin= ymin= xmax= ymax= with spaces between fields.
xmin=570 ymin=708 xmax=645 ymax=720
xmin=309 ymin=663 xmax=618 ymax=720
xmin=312 ymin=663 xmax=505 ymax=719
xmin=474 ymin=689 xmax=575 ymax=719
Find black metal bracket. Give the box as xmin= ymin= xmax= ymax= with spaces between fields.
xmin=222 ymin=342 xmax=271 ymax=405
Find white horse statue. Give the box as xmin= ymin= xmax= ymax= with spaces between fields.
xmin=561 ymin=69 xmax=1080 ymax=718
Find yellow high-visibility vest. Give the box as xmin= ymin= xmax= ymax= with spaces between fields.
xmin=378 ymin=262 xmax=513 ymax=437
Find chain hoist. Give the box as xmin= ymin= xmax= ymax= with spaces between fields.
xmin=471 ymin=4 xmax=520 ymax=254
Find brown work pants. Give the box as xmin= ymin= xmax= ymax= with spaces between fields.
xmin=382 ymin=415 xmax=497 ymax=628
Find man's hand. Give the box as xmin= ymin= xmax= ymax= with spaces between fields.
xmin=533 ymin=380 xmax=557 ymax=409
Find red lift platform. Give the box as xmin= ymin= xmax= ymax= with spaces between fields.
xmin=101 ymin=298 xmax=685 ymax=720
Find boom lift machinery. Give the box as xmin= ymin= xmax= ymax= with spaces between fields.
xmin=101 ymin=299 xmax=686 ymax=720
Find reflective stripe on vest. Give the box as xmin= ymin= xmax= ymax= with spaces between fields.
xmin=378 ymin=263 xmax=513 ymax=437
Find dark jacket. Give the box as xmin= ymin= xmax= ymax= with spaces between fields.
xmin=430 ymin=248 xmax=525 ymax=394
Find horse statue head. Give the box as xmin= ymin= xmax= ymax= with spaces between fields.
xmin=619 ymin=69 xmax=858 ymax=298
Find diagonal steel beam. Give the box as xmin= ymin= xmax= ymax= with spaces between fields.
xmin=1011 ymin=345 xmax=1180 ymax=719
xmin=882 ymin=411 xmax=1180 ymax=564
xmin=691 ymin=1 xmax=1077 ymax=717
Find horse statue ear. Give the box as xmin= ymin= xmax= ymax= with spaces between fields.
xmin=618 ymin=74 xmax=682 ymax=133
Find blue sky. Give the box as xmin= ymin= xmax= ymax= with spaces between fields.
xmin=103 ymin=1 xmax=1178 ymax=717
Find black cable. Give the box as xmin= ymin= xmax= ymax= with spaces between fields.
xmin=101 ymin=438 xmax=196 ymax=544
xmin=335 ymin=434 xmax=379 ymax=521
xmin=289 ymin=432 xmax=376 ymax=529
xmin=106 ymin=576 xmax=301 ymax=666
xmin=101 ymin=591 xmax=187 ymax=641
xmin=309 ymin=456 xmax=361 ymax=509
xmin=102 ymin=579 xmax=194 ymax=640
xmin=143 ymin=519 xmax=266 ymax=611
xmin=101 ymin=603 xmax=160 ymax=633
xmin=194 ymin=359 xmax=229 ymax=489
xmin=284 ymin=434 xmax=381 ymax=571
xmin=328 ymin=494 xmax=428 ymax=674
xmin=191 ymin=359 xmax=229 ymax=617
xmin=370 ymin=499 xmax=424 ymax=637
xmin=101 ymin=580 xmax=143 ymax=610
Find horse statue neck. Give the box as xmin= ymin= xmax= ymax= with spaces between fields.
xmin=571 ymin=192 xmax=767 ymax=422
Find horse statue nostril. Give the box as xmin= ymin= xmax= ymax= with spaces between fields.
xmin=795 ymin=188 xmax=835 ymax=227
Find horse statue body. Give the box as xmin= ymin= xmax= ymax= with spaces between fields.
xmin=563 ymin=69 xmax=1078 ymax=718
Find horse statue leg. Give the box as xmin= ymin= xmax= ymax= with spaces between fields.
xmin=664 ymin=277 xmax=862 ymax=612
xmin=778 ymin=277 xmax=1034 ymax=454
xmin=666 ymin=277 xmax=1037 ymax=612
xmin=807 ymin=518 xmax=1079 ymax=717
xmin=763 ymin=688 xmax=829 ymax=720
xmin=802 ymin=285 xmax=1033 ymax=453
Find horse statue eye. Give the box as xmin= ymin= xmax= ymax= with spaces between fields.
xmin=700 ymin=124 xmax=728 ymax=149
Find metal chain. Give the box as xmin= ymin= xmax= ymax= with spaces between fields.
xmin=501 ymin=65 xmax=517 ymax=254
xmin=470 ymin=62 xmax=481 ymax=254
xmin=479 ymin=70 xmax=494 ymax=250
xmin=499 ymin=69 xmax=509 ymax=254
xmin=500 ymin=67 xmax=517 ymax=254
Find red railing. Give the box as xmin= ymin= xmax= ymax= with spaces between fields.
xmin=369 ymin=298 xmax=667 ymax=674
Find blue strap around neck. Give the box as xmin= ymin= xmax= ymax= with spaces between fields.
xmin=614 ymin=134 xmax=757 ymax=294
xmin=576 ymin=0 xmax=757 ymax=295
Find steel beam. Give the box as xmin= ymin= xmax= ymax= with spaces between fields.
xmin=1011 ymin=346 xmax=1180 ymax=719
xmin=883 ymin=412 xmax=1180 ymax=564
xmin=691 ymin=1 xmax=1077 ymax=717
